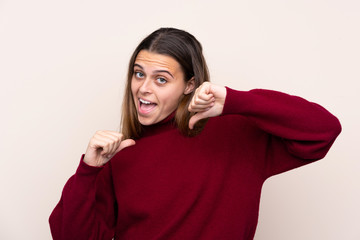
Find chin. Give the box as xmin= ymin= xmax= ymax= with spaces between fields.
xmin=137 ymin=116 xmax=156 ymax=126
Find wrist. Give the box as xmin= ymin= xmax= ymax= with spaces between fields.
xmin=83 ymin=155 xmax=103 ymax=167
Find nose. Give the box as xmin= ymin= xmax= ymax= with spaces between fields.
xmin=139 ymin=78 xmax=152 ymax=94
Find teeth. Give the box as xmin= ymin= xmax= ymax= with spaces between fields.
xmin=139 ymin=98 xmax=151 ymax=104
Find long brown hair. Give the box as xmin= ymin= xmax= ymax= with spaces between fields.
xmin=121 ymin=28 xmax=210 ymax=139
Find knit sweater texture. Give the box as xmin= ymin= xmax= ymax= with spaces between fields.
xmin=49 ymin=87 xmax=341 ymax=240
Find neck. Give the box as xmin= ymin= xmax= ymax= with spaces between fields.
xmin=140 ymin=111 xmax=176 ymax=137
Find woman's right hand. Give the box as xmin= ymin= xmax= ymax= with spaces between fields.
xmin=83 ymin=130 xmax=136 ymax=167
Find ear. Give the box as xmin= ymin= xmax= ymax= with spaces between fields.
xmin=184 ymin=77 xmax=195 ymax=95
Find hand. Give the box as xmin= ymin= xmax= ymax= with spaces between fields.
xmin=83 ymin=130 xmax=135 ymax=167
xmin=188 ymin=82 xmax=227 ymax=129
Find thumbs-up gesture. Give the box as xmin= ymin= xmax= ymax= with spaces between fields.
xmin=188 ymin=82 xmax=227 ymax=129
xmin=83 ymin=131 xmax=135 ymax=167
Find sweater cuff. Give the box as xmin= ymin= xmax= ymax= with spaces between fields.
xmin=222 ymin=87 xmax=251 ymax=116
xmin=75 ymin=154 xmax=104 ymax=176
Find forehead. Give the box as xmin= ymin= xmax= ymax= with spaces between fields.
xmin=134 ymin=50 xmax=181 ymax=71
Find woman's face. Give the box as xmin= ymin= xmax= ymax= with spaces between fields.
xmin=131 ymin=50 xmax=194 ymax=126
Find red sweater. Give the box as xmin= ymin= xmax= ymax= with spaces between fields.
xmin=49 ymin=87 xmax=341 ymax=240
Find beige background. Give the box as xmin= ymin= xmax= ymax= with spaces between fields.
xmin=1 ymin=0 xmax=359 ymax=239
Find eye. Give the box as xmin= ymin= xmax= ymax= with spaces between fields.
xmin=134 ymin=71 xmax=144 ymax=79
xmin=156 ymin=77 xmax=167 ymax=84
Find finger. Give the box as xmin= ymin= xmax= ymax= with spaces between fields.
xmin=108 ymin=134 xmax=122 ymax=155
xmin=193 ymin=88 xmax=213 ymax=102
xmin=97 ymin=131 xmax=121 ymax=143
xmin=192 ymin=96 xmax=214 ymax=106
xmin=99 ymin=140 xmax=118 ymax=158
xmin=105 ymin=139 xmax=135 ymax=159
xmin=89 ymin=136 xmax=109 ymax=154
xmin=117 ymin=139 xmax=136 ymax=152
xmin=189 ymin=112 xmax=208 ymax=129
xmin=104 ymin=139 xmax=135 ymax=159
xmin=188 ymin=102 xmax=214 ymax=113
xmin=92 ymin=134 xmax=116 ymax=156
xmin=96 ymin=131 xmax=122 ymax=155
xmin=194 ymin=88 xmax=213 ymax=99
xmin=188 ymin=95 xmax=214 ymax=112
xmin=107 ymin=139 xmax=120 ymax=158
xmin=198 ymin=82 xmax=213 ymax=96
xmin=101 ymin=143 xmax=111 ymax=156
xmin=103 ymin=131 xmax=123 ymax=140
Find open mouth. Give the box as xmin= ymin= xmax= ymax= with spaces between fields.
xmin=138 ymin=98 xmax=157 ymax=114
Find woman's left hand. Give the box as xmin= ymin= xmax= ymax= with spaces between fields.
xmin=188 ymin=82 xmax=227 ymax=129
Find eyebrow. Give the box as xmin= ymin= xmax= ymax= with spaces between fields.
xmin=134 ymin=63 xmax=174 ymax=78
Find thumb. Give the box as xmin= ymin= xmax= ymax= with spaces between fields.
xmin=189 ymin=112 xmax=208 ymax=130
xmin=117 ymin=139 xmax=136 ymax=152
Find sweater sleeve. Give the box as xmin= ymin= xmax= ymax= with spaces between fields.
xmin=222 ymin=87 xmax=342 ymax=178
xmin=49 ymin=155 xmax=116 ymax=240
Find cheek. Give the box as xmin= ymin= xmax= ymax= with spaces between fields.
xmin=130 ymin=79 xmax=137 ymax=95
xmin=161 ymin=88 xmax=184 ymax=108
